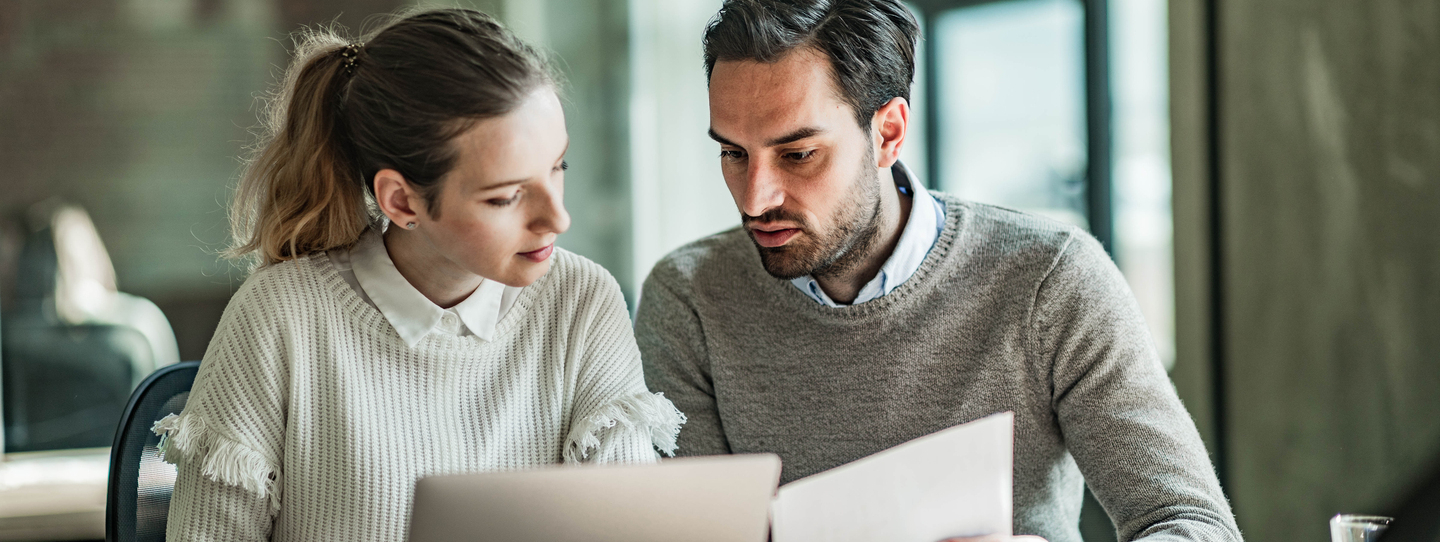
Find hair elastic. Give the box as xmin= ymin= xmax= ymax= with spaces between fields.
xmin=339 ymin=42 xmax=364 ymax=75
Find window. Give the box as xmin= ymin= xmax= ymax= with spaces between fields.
xmin=932 ymin=0 xmax=1090 ymax=228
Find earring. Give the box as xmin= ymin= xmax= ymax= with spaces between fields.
xmin=405 ymin=222 xmax=417 ymax=230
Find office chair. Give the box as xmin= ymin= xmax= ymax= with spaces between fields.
xmin=106 ymin=361 xmax=200 ymax=542
xmin=3 ymin=202 xmax=180 ymax=452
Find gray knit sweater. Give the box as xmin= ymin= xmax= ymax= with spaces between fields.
xmin=636 ymin=195 xmax=1241 ymax=542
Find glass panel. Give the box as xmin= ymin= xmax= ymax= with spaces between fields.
xmin=933 ymin=0 xmax=1089 ymax=228
xmin=1110 ymin=0 xmax=1174 ymax=369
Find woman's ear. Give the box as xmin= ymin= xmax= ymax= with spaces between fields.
xmin=373 ymin=169 xmax=425 ymax=228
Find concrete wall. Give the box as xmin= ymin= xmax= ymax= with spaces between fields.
xmin=1173 ymin=1 xmax=1440 ymax=540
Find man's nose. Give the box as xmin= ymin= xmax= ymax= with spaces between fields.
xmin=739 ymin=161 xmax=784 ymax=218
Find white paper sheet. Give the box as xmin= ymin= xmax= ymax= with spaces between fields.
xmin=770 ymin=411 xmax=1014 ymax=542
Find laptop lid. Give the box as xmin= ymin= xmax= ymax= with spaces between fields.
xmin=406 ymin=454 xmax=782 ymax=542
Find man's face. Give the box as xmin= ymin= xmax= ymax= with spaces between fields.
xmin=708 ymin=48 xmax=884 ymax=280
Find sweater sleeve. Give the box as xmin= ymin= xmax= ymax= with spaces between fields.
xmin=562 ymin=266 xmax=685 ymax=464
xmin=165 ymin=457 xmax=275 ymax=541
xmin=155 ymin=278 xmax=289 ymax=541
xmin=1032 ymin=232 xmax=1242 ymax=542
xmin=635 ymin=267 xmax=732 ymax=457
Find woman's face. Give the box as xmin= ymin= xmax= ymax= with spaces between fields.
xmin=408 ymin=87 xmax=572 ymax=288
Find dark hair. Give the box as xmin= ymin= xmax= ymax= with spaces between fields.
xmin=230 ymin=8 xmax=555 ymax=268
xmin=702 ymin=0 xmax=919 ymax=128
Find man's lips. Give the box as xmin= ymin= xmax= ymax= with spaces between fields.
xmin=750 ymin=227 xmax=800 ymax=248
xmin=518 ymin=244 xmax=554 ymax=263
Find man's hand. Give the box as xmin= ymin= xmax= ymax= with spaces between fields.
xmin=939 ymin=536 xmax=1048 ymax=542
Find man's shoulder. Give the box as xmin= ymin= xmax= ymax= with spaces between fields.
xmin=644 ymin=226 xmax=754 ymax=294
xmin=937 ymin=194 xmax=1080 ymax=248
xmin=933 ymin=193 xmax=1107 ymax=282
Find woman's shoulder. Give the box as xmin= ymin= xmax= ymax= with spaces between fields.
xmin=546 ymin=248 xmax=623 ymax=294
xmin=529 ymin=248 xmax=627 ymax=318
xmin=222 ymin=254 xmax=344 ymax=326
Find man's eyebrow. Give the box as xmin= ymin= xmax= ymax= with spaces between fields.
xmin=708 ymin=128 xmax=737 ymax=147
xmin=707 ymin=127 xmax=826 ymax=148
xmin=766 ymin=127 xmax=823 ymax=147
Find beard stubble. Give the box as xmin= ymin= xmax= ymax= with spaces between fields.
xmin=745 ymin=146 xmax=885 ymax=281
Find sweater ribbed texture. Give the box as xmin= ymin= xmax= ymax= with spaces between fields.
xmin=636 ymin=195 xmax=1242 ymax=542
xmin=157 ymin=248 xmax=684 ymax=541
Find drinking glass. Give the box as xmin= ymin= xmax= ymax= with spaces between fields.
xmin=1330 ymin=514 xmax=1393 ymax=542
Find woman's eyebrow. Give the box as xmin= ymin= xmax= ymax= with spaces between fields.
xmin=476 ymin=178 xmax=527 ymax=191
xmin=474 ymin=141 xmax=568 ymax=191
xmin=554 ymin=140 xmax=570 ymax=163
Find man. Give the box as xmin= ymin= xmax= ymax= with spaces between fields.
xmin=635 ymin=1 xmax=1242 ymax=541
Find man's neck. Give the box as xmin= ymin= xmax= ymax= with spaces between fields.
xmin=813 ymin=166 xmax=912 ymax=304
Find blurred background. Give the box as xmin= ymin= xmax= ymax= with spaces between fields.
xmin=0 ymin=0 xmax=1436 ymax=541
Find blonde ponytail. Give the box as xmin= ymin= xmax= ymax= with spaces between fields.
xmin=228 ymin=29 xmax=372 ymax=269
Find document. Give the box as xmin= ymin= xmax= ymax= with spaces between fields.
xmin=770 ymin=411 xmax=1014 ymax=542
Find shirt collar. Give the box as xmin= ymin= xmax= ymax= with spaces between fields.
xmin=349 ymin=229 xmax=507 ymax=346
xmin=789 ymin=161 xmax=945 ymax=307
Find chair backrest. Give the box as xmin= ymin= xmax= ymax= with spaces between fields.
xmin=106 ymin=361 xmax=200 ymax=542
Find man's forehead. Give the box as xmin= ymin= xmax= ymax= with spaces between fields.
xmin=709 ymin=48 xmax=849 ymax=143
xmin=712 ymin=47 xmax=836 ymax=95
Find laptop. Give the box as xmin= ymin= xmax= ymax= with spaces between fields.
xmin=406 ymin=454 xmax=782 ymax=542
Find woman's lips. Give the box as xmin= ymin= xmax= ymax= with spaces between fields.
xmin=751 ymin=228 xmax=799 ymax=248
xmin=519 ymin=244 xmax=554 ymax=263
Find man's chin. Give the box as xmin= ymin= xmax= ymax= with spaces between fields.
xmin=755 ymin=245 xmax=816 ymax=280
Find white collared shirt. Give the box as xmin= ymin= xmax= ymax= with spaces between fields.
xmin=790 ymin=161 xmax=946 ymax=306
xmin=329 ymin=228 xmax=522 ymax=347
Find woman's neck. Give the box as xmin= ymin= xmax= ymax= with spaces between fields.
xmin=382 ymin=227 xmax=483 ymax=309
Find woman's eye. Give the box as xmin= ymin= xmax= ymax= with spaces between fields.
xmin=487 ymin=192 xmax=521 ymax=207
xmin=555 ymin=160 xmax=569 ymax=172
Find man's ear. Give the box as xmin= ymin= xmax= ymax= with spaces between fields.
xmin=871 ymin=96 xmax=909 ymax=169
xmin=373 ymin=169 xmax=426 ymax=228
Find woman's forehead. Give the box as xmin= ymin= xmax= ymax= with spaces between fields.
xmin=448 ymin=89 xmax=567 ymax=188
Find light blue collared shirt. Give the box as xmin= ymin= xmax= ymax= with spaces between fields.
xmin=790 ymin=162 xmax=946 ymax=307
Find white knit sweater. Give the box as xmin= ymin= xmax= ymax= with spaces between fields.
xmin=154 ymin=248 xmax=684 ymax=541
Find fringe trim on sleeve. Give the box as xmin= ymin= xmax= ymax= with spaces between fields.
xmin=152 ymin=413 xmax=283 ymax=513
xmin=564 ymin=392 xmax=687 ymax=463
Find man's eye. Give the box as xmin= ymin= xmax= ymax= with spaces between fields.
xmin=786 ymin=150 xmax=816 ymax=162
xmin=719 ymin=150 xmax=745 ymax=160
xmin=488 ymin=192 xmax=521 ymax=207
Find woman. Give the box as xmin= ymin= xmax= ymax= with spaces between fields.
xmin=153 ymin=9 xmax=684 ymax=540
